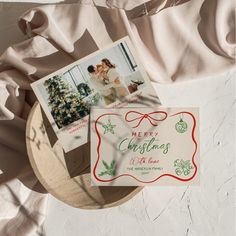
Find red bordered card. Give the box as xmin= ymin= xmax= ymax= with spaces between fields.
xmin=91 ymin=107 xmax=199 ymax=186
xmin=31 ymin=37 xmax=160 ymax=153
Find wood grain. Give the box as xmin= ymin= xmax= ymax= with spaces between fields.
xmin=26 ymin=102 xmax=142 ymax=209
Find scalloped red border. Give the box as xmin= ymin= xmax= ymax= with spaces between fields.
xmin=93 ymin=111 xmax=198 ymax=183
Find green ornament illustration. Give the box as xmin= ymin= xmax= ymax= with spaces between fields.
xmin=102 ymin=117 xmax=116 ymax=134
xmin=175 ymin=115 xmax=188 ymax=133
xmin=98 ymin=160 xmax=116 ymax=177
xmin=174 ymin=159 xmax=194 ymax=176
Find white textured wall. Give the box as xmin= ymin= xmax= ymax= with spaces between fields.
xmin=42 ymin=70 xmax=236 ymax=236
xmin=1 ymin=2 xmax=235 ymax=236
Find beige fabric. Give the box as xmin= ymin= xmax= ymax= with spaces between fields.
xmin=0 ymin=0 xmax=235 ymax=235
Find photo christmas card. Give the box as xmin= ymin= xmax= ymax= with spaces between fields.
xmin=91 ymin=107 xmax=199 ymax=186
xmin=31 ymin=37 xmax=160 ymax=152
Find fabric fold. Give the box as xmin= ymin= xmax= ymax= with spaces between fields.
xmin=17 ymin=0 xmax=235 ymax=83
xmin=0 ymin=0 xmax=235 ymax=235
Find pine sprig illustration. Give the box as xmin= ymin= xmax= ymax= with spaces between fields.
xmin=98 ymin=160 xmax=116 ymax=177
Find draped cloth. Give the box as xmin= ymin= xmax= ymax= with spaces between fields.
xmin=0 ymin=0 xmax=235 ymax=235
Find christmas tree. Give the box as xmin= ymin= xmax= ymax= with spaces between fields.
xmin=44 ymin=75 xmax=89 ymax=129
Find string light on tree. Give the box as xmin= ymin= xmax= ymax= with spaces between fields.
xmin=44 ymin=75 xmax=89 ymax=129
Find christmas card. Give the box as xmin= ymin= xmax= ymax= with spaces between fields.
xmin=91 ymin=107 xmax=199 ymax=186
xmin=31 ymin=37 xmax=160 ymax=152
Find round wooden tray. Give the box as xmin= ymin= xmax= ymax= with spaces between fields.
xmin=26 ymin=102 xmax=142 ymax=209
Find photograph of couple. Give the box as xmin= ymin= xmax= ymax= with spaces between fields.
xmin=36 ymin=40 xmax=147 ymax=129
xmin=87 ymin=58 xmax=129 ymax=105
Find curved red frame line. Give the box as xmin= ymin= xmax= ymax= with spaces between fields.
xmin=93 ymin=111 xmax=198 ymax=183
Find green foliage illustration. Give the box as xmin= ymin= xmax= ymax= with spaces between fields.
xmin=174 ymin=159 xmax=194 ymax=176
xmin=98 ymin=160 xmax=116 ymax=177
xmin=175 ymin=118 xmax=188 ymax=133
xmin=102 ymin=118 xmax=116 ymax=134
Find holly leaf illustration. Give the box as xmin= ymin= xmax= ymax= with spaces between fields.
xmin=174 ymin=159 xmax=194 ymax=176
